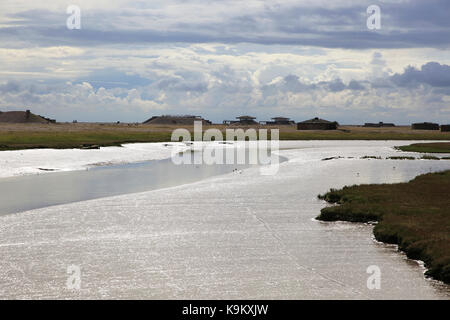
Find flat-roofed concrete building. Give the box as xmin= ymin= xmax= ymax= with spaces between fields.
xmin=297 ymin=117 xmax=338 ymax=130
xmin=411 ymin=122 xmax=439 ymax=130
xmin=363 ymin=122 xmax=395 ymax=127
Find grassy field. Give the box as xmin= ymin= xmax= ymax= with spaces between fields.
xmin=1 ymin=123 xmax=450 ymax=150
xmin=0 ymin=129 xmax=173 ymax=150
xmin=317 ymin=171 xmax=450 ymax=284
xmin=397 ymin=142 xmax=450 ymax=153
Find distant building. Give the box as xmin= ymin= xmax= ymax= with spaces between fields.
xmin=143 ymin=115 xmax=212 ymax=125
xmin=223 ymin=116 xmax=258 ymax=125
xmin=261 ymin=117 xmax=295 ymax=125
xmin=297 ymin=117 xmax=338 ymax=130
xmin=441 ymin=125 xmax=450 ymax=132
xmin=411 ymin=122 xmax=440 ymax=130
xmin=363 ymin=122 xmax=395 ymax=128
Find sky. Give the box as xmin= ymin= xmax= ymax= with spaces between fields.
xmin=0 ymin=0 xmax=450 ymax=124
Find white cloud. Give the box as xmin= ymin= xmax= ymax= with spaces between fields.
xmin=1 ymin=1 xmax=450 ymax=123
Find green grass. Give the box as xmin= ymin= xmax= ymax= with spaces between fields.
xmin=0 ymin=125 xmax=450 ymax=151
xmin=397 ymin=142 xmax=450 ymax=153
xmin=420 ymin=155 xmax=440 ymax=160
xmin=317 ymin=171 xmax=450 ymax=284
xmin=277 ymin=131 xmax=450 ymax=141
xmin=0 ymin=131 xmax=173 ymax=150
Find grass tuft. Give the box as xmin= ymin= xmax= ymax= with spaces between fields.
xmin=387 ymin=156 xmax=416 ymax=160
xmin=420 ymin=155 xmax=440 ymax=160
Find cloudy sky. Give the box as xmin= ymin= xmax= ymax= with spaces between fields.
xmin=1 ymin=0 xmax=450 ymax=124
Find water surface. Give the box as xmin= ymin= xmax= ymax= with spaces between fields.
xmin=0 ymin=150 xmax=283 ymax=215
xmin=0 ymin=141 xmax=449 ymax=299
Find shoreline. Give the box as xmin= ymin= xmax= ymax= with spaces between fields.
xmin=1 ymin=140 xmax=448 ymax=179
xmin=316 ymin=170 xmax=450 ymax=285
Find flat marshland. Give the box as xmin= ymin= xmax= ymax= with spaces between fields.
xmin=397 ymin=142 xmax=450 ymax=153
xmin=1 ymin=123 xmax=450 ymax=150
xmin=318 ymin=170 xmax=450 ymax=284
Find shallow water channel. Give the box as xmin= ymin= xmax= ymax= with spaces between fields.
xmin=0 ymin=149 xmax=284 ymax=215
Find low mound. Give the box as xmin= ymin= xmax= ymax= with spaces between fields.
xmin=0 ymin=111 xmax=51 ymax=124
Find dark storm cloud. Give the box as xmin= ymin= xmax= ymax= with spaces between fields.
xmin=260 ymin=61 xmax=450 ymax=97
xmin=391 ymin=62 xmax=450 ymax=87
xmin=348 ymin=80 xmax=366 ymax=90
xmin=324 ymin=79 xmax=347 ymax=92
xmin=1 ymin=0 xmax=450 ymax=49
